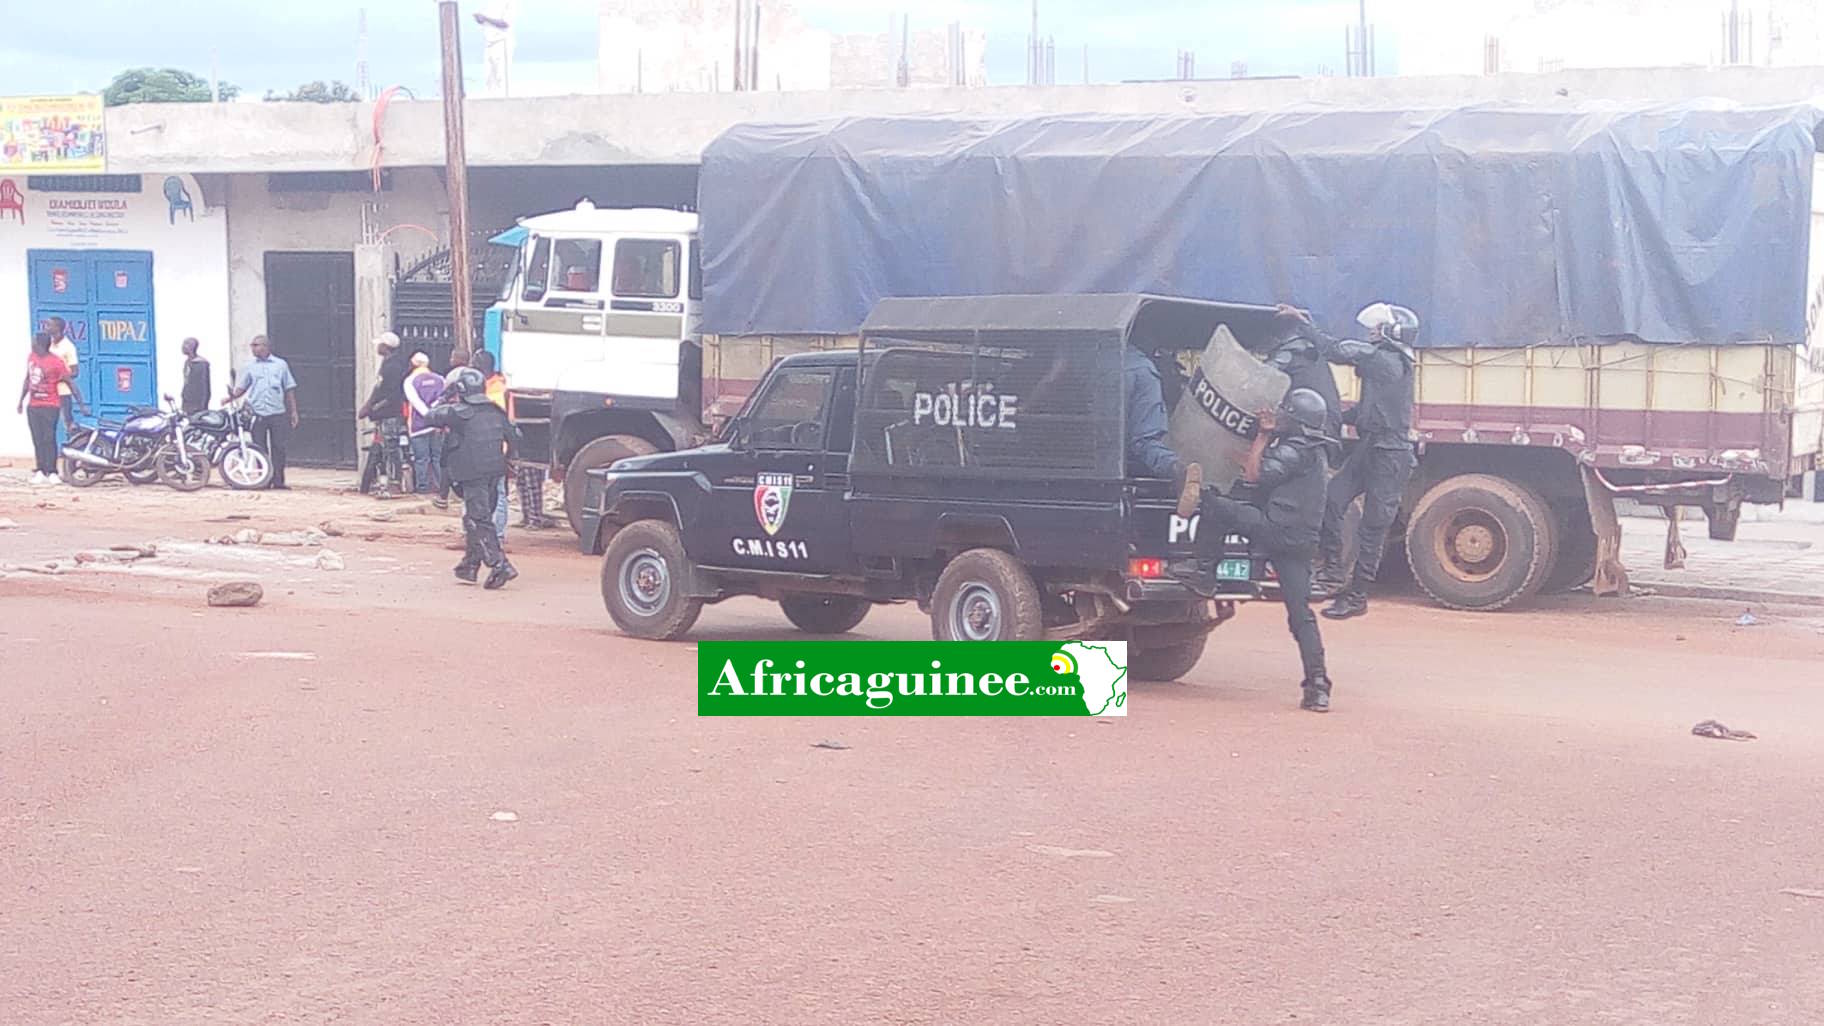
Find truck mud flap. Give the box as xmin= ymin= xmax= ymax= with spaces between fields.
xmin=1579 ymin=465 xmax=1631 ymax=597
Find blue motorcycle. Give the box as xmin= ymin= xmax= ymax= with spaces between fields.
xmin=60 ymin=395 xmax=210 ymax=491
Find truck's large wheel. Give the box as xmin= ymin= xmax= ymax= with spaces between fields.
xmin=930 ymin=548 xmax=1044 ymax=641
xmin=1130 ymin=635 xmax=1208 ymax=683
xmin=1542 ymin=503 xmax=1598 ymax=594
xmin=1406 ymin=474 xmax=1558 ymax=611
xmin=601 ymin=519 xmax=702 ymax=640
xmin=565 ymin=434 xmax=658 ymax=537
xmin=780 ymin=594 xmax=872 ymax=634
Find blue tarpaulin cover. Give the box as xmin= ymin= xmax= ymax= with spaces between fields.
xmin=698 ymin=105 xmax=1823 ymax=346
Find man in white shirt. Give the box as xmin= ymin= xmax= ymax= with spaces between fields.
xmin=45 ymin=316 xmax=79 ymax=430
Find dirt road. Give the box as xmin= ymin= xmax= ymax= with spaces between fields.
xmin=4 ymin=472 xmax=1823 ymax=1025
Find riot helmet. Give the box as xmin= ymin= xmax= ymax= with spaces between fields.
xmin=445 ymin=366 xmax=491 ymax=405
xmin=1278 ymin=387 xmax=1330 ymax=437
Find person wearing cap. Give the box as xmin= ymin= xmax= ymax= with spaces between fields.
xmin=403 ymin=352 xmax=445 ymax=496
xmin=425 ymin=366 xmax=521 ymax=589
xmin=358 ymin=332 xmax=412 ymax=497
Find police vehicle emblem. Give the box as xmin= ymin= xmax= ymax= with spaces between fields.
xmin=754 ymin=473 xmax=794 ymax=535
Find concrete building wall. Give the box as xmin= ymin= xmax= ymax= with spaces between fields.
xmin=102 ymin=65 xmax=1824 ymax=175
xmin=0 ymin=174 xmax=230 ymax=459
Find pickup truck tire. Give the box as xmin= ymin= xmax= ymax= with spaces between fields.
xmin=780 ymin=594 xmax=872 ymax=634
xmin=1405 ymin=474 xmax=1558 ymax=611
xmin=601 ymin=519 xmax=702 ymax=640
xmin=565 ymin=435 xmax=658 ymax=537
xmin=1542 ymin=503 xmax=1598 ymax=593
xmin=931 ymin=548 xmax=1045 ymax=641
xmin=1130 ymin=636 xmax=1208 ymax=683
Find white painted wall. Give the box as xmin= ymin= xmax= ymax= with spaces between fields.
xmin=0 ymin=173 xmax=229 ymax=459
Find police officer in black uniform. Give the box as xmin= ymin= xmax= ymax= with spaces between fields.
xmin=1265 ymin=307 xmax=1344 ymax=441
xmin=425 ymin=367 xmax=522 ymax=590
xmin=1300 ymin=304 xmax=1420 ymax=620
xmin=1183 ymin=387 xmax=1337 ymax=712
xmin=1123 ymin=344 xmax=1203 ymax=519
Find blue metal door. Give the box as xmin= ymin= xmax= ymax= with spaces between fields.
xmin=28 ymin=249 xmax=157 ymax=423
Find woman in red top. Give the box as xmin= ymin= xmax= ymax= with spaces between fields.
xmin=17 ymin=330 xmax=87 ymax=482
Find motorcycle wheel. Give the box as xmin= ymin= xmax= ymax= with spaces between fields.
xmin=154 ymin=444 xmax=212 ymax=492
xmin=218 ymin=443 xmax=274 ymax=491
xmin=121 ymin=436 xmax=160 ymax=484
xmin=59 ymin=455 xmax=105 ymax=488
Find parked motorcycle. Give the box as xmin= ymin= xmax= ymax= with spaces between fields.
xmin=189 ymin=398 xmax=273 ymax=490
xmin=59 ymin=403 xmax=176 ymax=487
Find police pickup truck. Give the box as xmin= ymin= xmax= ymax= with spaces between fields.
xmin=579 ymin=294 xmax=1276 ymax=682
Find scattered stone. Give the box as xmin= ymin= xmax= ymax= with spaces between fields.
xmin=1027 ymin=844 xmax=1115 ymax=859
xmin=74 ymin=548 xmax=144 ymax=564
xmin=1691 ymin=719 xmax=1756 ymax=741
xmin=811 ymin=739 xmax=851 ymax=750
xmin=490 ymin=810 xmax=519 ymax=823
xmin=109 ymin=543 xmax=158 ymax=558
xmin=366 ymin=510 xmax=397 ymax=523
xmin=1780 ymin=887 xmax=1824 ymax=900
xmin=362 ymin=532 xmax=383 ymax=542
xmin=318 ymin=520 xmax=346 ymax=537
xmin=0 ymin=517 xmax=17 ymax=530
xmin=206 ymin=581 xmax=264 ymax=608
xmin=256 ymin=530 xmax=319 ymax=547
xmin=314 ymin=549 xmax=346 ymax=571
xmin=1735 ymin=610 xmax=1760 ymax=627
xmin=231 ymin=527 xmax=261 ymax=545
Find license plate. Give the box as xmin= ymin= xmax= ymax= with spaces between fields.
xmin=1216 ymin=558 xmax=1251 ymax=581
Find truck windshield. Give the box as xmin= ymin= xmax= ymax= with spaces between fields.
xmin=744 ymin=367 xmax=833 ymax=450
xmin=613 ymin=239 xmax=681 ymax=299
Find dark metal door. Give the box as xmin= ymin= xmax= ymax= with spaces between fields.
xmin=264 ymin=251 xmax=356 ymax=467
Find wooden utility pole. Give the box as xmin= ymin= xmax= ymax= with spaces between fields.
xmin=438 ymin=0 xmax=475 ymax=355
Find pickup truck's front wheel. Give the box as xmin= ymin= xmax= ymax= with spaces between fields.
xmin=780 ymin=595 xmax=872 ymax=634
xmin=930 ymin=548 xmax=1044 ymax=641
xmin=601 ymin=520 xmax=702 ymax=640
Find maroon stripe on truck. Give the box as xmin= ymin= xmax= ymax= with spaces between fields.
xmin=1414 ymin=402 xmax=1784 ymax=475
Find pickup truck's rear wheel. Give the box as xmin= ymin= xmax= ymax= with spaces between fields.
xmin=1130 ymin=635 xmax=1208 ymax=682
xmin=930 ymin=548 xmax=1044 ymax=641
xmin=1406 ymin=474 xmax=1558 ymax=611
xmin=601 ymin=519 xmax=702 ymax=640
xmin=780 ymin=594 xmax=872 ymax=634
xmin=565 ymin=434 xmax=658 ymax=537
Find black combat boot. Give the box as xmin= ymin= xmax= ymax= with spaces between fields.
xmin=1310 ymin=559 xmax=1347 ymax=602
xmin=483 ymin=562 xmax=519 ymax=590
xmin=1300 ymin=674 xmax=1332 ymax=712
xmin=453 ymin=560 xmax=480 ymax=583
xmin=1321 ymin=590 xmax=1368 ymax=620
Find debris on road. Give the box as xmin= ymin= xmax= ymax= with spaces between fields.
xmin=490 ymin=810 xmax=519 ymax=822
xmin=318 ymin=520 xmax=346 ymax=537
xmin=1780 ymin=887 xmax=1824 ymax=900
xmin=0 ymin=517 xmax=18 ymax=530
xmin=73 ymin=547 xmax=152 ymax=565
xmin=313 ymin=549 xmax=346 ymax=571
xmin=811 ymin=739 xmax=851 ymax=750
xmin=207 ymin=581 xmax=264 ymax=608
xmin=1735 ymin=610 xmax=1761 ymax=627
xmin=1691 ymin=719 xmax=1756 ymax=741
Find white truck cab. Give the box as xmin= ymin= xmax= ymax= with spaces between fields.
xmin=486 ymin=201 xmax=704 ymax=533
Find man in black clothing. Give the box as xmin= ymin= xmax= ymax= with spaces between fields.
xmin=358 ymin=332 xmax=412 ymax=497
xmin=1266 ymin=306 xmax=1344 ymax=440
xmin=179 ymin=337 xmax=211 ymax=414
xmin=1306 ymin=304 xmax=1419 ymax=620
xmin=1183 ymin=387 xmax=1337 ymax=712
xmin=426 ymin=367 xmax=520 ymax=589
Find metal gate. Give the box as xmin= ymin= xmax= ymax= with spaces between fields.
xmin=389 ymin=243 xmax=512 ymax=373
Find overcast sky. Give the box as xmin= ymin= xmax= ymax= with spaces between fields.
xmin=0 ymin=0 xmax=1394 ymax=99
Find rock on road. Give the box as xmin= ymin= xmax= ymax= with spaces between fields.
xmin=3 ymin=475 xmax=1824 ymax=1025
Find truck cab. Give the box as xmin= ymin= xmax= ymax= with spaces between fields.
xmin=486 ymin=201 xmax=705 ymax=533
xmin=580 ymin=294 xmax=1279 ymax=682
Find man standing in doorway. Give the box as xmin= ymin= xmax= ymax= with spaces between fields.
xmin=45 ymin=316 xmax=79 ymax=431
xmin=228 ymin=335 xmax=299 ymax=490
xmin=179 ymin=337 xmax=211 ymax=414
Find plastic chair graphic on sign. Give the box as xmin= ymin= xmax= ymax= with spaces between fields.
xmin=163 ymin=176 xmax=193 ymax=224
xmin=0 ymin=179 xmax=24 ymax=224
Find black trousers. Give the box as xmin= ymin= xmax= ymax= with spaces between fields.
xmin=1199 ymin=497 xmax=1327 ymax=682
xmin=251 ymin=414 xmax=291 ymax=487
xmin=1319 ymin=442 xmax=1415 ymax=590
xmin=457 ymin=476 xmax=507 ymax=569
xmin=27 ymin=405 xmax=61 ymax=474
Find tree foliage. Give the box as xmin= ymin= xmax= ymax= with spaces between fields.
xmin=266 ymin=81 xmax=362 ymax=103
xmin=103 ymin=67 xmax=238 ymax=106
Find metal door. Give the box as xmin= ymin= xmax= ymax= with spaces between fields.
xmin=264 ymin=252 xmax=357 ymax=467
xmin=28 ymin=249 xmax=157 ymax=422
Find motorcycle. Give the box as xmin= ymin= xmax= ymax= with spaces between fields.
xmin=59 ymin=401 xmax=178 ymax=487
xmin=358 ymin=416 xmax=413 ymax=496
xmin=189 ymin=398 xmax=273 ymax=491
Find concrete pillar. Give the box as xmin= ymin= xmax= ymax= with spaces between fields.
xmin=352 ymin=242 xmax=391 ymax=466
